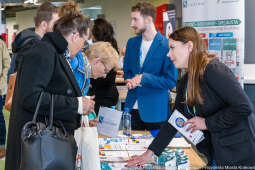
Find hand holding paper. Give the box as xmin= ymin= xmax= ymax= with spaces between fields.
xmin=168 ymin=110 xmax=205 ymax=145
xmin=184 ymin=116 xmax=207 ymax=133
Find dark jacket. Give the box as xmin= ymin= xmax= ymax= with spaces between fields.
xmin=8 ymin=28 xmax=41 ymax=77
xmin=88 ymin=69 xmax=119 ymax=114
xmin=148 ymin=58 xmax=255 ymax=166
xmin=5 ymin=31 xmax=82 ymax=170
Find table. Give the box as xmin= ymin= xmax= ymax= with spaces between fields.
xmin=181 ymin=148 xmax=206 ymax=169
xmin=99 ymin=131 xmax=206 ymax=170
xmin=133 ymin=131 xmax=206 ymax=169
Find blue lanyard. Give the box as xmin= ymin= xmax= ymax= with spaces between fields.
xmin=185 ymin=87 xmax=196 ymax=117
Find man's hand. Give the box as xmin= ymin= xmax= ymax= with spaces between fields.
xmin=82 ymin=96 xmax=95 ymax=115
xmin=126 ymin=74 xmax=142 ymax=90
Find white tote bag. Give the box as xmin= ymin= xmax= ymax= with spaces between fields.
xmin=75 ymin=116 xmax=101 ymax=170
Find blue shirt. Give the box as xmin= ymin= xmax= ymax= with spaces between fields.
xmin=64 ymin=50 xmax=90 ymax=96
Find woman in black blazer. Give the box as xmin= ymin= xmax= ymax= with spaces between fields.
xmin=5 ymin=13 xmax=93 ymax=170
xmin=126 ymin=27 xmax=255 ymax=167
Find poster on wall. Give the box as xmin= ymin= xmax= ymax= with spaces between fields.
xmin=182 ymin=0 xmax=244 ymax=85
xmin=163 ymin=9 xmax=176 ymax=39
xmin=155 ymin=4 xmax=168 ymax=35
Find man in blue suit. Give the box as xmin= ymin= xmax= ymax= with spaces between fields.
xmin=123 ymin=2 xmax=178 ymax=132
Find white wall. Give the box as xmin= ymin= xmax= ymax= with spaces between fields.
xmin=80 ymin=0 xmax=170 ymax=51
xmin=0 ymin=12 xmax=3 ymax=34
xmin=16 ymin=9 xmax=36 ymax=33
xmin=80 ymin=0 xmax=132 ymax=51
xmin=8 ymin=0 xmax=169 ymax=51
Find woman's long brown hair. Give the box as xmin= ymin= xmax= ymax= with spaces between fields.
xmin=169 ymin=27 xmax=215 ymax=106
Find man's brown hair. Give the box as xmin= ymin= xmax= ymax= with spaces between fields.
xmin=34 ymin=2 xmax=57 ymax=27
xmin=131 ymin=2 xmax=156 ymax=21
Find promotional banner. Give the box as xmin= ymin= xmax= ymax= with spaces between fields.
xmin=182 ymin=0 xmax=244 ymax=85
xmin=163 ymin=9 xmax=176 ymax=39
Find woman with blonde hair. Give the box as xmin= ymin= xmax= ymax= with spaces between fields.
xmin=86 ymin=41 xmax=119 ymax=79
xmin=88 ymin=18 xmax=120 ymax=113
xmin=126 ymin=26 xmax=255 ymax=168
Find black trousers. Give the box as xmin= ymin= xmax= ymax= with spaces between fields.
xmin=130 ymin=109 xmax=166 ymax=130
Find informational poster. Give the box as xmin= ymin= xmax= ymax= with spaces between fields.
xmin=182 ymin=0 xmax=244 ymax=85
xmin=163 ymin=9 xmax=176 ymax=39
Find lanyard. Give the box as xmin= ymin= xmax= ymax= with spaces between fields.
xmin=185 ymin=87 xmax=196 ymax=117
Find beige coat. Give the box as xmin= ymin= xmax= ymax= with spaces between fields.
xmin=0 ymin=39 xmax=10 ymax=95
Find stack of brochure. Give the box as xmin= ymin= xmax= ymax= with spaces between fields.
xmin=99 ymin=134 xmax=190 ymax=170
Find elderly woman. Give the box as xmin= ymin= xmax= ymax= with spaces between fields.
xmin=5 ymin=12 xmax=118 ymax=170
xmin=88 ymin=18 xmax=120 ymax=114
xmin=85 ymin=41 xmax=119 ymax=80
xmin=83 ymin=41 xmax=120 ymax=126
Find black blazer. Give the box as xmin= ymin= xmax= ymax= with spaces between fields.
xmin=88 ymin=69 xmax=119 ymax=113
xmin=5 ymin=31 xmax=82 ymax=170
xmin=148 ymin=58 xmax=255 ymax=166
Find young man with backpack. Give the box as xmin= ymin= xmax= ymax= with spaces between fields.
xmin=8 ymin=2 xmax=59 ymax=76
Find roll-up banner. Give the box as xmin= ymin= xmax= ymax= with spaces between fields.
xmin=182 ymin=0 xmax=244 ymax=86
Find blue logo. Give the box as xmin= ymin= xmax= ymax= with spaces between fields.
xmin=183 ymin=0 xmax=205 ymax=8
xmin=175 ymin=117 xmax=185 ymax=128
xmin=98 ymin=116 xmax=104 ymax=123
xmin=183 ymin=0 xmax=187 ymax=8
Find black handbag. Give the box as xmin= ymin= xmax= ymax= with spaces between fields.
xmin=20 ymin=92 xmax=77 ymax=170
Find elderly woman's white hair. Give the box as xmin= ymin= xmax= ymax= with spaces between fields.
xmin=85 ymin=41 xmax=120 ymax=70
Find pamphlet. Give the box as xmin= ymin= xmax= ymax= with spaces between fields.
xmin=168 ymin=110 xmax=204 ymax=145
xmin=97 ymin=107 xmax=122 ymax=137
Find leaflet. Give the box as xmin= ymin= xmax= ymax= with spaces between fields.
xmin=97 ymin=107 xmax=122 ymax=138
xmin=168 ymin=110 xmax=204 ymax=145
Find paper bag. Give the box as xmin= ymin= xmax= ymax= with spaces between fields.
xmin=4 ymin=72 xmax=17 ymax=111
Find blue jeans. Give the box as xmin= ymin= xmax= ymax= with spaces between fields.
xmin=0 ymin=95 xmax=6 ymax=146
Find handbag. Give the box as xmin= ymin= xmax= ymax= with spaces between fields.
xmin=20 ymin=92 xmax=77 ymax=170
xmin=75 ymin=115 xmax=100 ymax=170
xmin=4 ymin=72 xmax=17 ymax=111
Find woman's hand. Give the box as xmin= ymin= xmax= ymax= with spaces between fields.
xmin=82 ymin=96 xmax=95 ymax=115
xmin=184 ymin=116 xmax=207 ymax=133
xmin=125 ymin=149 xmax=153 ymax=167
xmin=89 ymin=118 xmax=98 ymax=127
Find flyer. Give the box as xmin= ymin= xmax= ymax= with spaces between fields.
xmin=97 ymin=107 xmax=122 ymax=137
xmin=168 ymin=110 xmax=204 ymax=145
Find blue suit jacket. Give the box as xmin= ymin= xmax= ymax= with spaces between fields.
xmin=123 ymin=32 xmax=178 ymax=123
